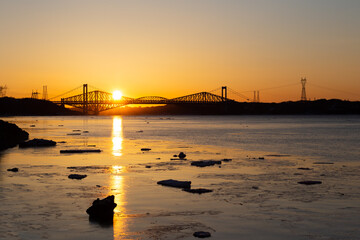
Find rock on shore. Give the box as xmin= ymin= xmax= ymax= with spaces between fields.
xmin=157 ymin=179 xmax=191 ymax=189
xmin=19 ymin=138 xmax=56 ymax=148
xmin=0 ymin=120 xmax=29 ymax=151
xmin=183 ymin=188 xmax=213 ymax=194
xmin=298 ymin=180 xmax=322 ymax=185
xmin=68 ymin=174 xmax=87 ymax=180
xmin=193 ymin=231 xmax=211 ymax=238
xmin=191 ymin=160 xmax=222 ymax=167
xmin=86 ymin=195 xmax=117 ymax=221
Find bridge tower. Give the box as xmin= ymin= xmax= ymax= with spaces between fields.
xmin=253 ymin=91 xmax=260 ymax=102
xmin=42 ymin=85 xmax=48 ymax=100
xmin=301 ymin=78 xmax=307 ymax=101
xmin=83 ymin=84 xmax=88 ymax=114
xmin=221 ymin=86 xmax=227 ymax=101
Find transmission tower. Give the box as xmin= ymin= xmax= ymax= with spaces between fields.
xmin=301 ymin=78 xmax=307 ymax=101
xmin=42 ymin=85 xmax=48 ymax=100
xmin=253 ymin=90 xmax=260 ymax=102
xmin=0 ymin=85 xmax=7 ymax=97
xmin=31 ymin=90 xmax=40 ymax=99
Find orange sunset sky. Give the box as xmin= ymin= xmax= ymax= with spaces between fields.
xmin=0 ymin=0 xmax=359 ymax=102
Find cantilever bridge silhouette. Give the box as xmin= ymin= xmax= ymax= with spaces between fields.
xmin=52 ymin=84 xmax=248 ymax=114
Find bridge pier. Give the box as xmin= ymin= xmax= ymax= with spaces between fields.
xmin=83 ymin=84 xmax=88 ymax=114
xmin=94 ymin=90 xmax=99 ymax=115
xmin=221 ymin=86 xmax=227 ymax=101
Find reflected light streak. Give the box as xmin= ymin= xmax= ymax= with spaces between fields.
xmin=109 ymin=165 xmax=127 ymax=238
xmin=112 ymin=116 xmax=123 ymax=157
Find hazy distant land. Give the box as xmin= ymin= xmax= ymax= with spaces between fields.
xmin=0 ymin=97 xmax=359 ymax=116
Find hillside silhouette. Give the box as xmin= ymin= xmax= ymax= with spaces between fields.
xmin=0 ymin=97 xmax=79 ymax=116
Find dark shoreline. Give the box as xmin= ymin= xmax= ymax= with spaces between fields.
xmin=103 ymin=99 xmax=360 ymax=115
xmin=0 ymin=97 xmax=79 ymax=116
xmin=1 ymin=97 xmax=359 ymax=116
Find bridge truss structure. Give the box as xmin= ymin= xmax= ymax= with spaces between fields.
xmin=52 ymin=84 xmax=237 ymax=114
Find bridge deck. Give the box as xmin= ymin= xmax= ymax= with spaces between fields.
xmin=53 ymin=89 xmax=236 ymax=114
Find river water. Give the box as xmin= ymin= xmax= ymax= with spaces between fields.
xmin=0 ymin=115 xmax=359 ymax=239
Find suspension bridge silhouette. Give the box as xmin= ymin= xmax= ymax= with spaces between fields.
xmin=51 ymin=84 xmax=249 ymax=114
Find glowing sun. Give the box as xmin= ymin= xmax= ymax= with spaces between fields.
xmin=112 ymin=90 xmax=123 ymax=100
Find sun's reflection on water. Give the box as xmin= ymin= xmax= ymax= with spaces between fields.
xmin=110 ymin=116 xmax=128 ymax=239
xmin=112 ymin=116 xmax=123 ymax=157
xmin=110 ymin=166 xmax=127 ymax=238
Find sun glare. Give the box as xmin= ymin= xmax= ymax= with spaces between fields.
xmin=113 ymin=90 xmax=123 ymax=100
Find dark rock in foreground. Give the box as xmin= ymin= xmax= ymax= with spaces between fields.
xmin=222 ymin=158 xmax=232 ymax=162
xmin=157 ymin=179 xmax=191 ymax=189
xmin=178 ymin=152 xmax=186 ymax=159
xmin=68 ymin=174 xmax=87 ymax=180
xmin=266 ymin=154 xmax=291 ymax=157
xmin=60 ymin=149 xmax=101 ymax=154
xmin=191 ymin=160 xmax=222 ymax=167
xmin=0 ymin=120 xmax=29 ymax=151
xmin=7 ymin=168 xmax=19 ymax=172
xmin=183 ymin=188 xmax=213 ymax=194
xmin=141 ymin=148 xmax=151 ymax=151
xmin=19 ymin=138 xmax=56 ymax=148
xmin=86 ymin=195 xmax=117 ymax=222
xmin=193 ymin=231 xmax=211 ymax=238
xmin=298 ymin=181 xmax=322 ymax=185
xmin=298 ymin=167 xmax=312 ymax=170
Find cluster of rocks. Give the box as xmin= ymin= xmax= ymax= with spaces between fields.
xmin=156 ymin=178 xmax=213 ymax=237
xmin=157 ymin=179 xmax=213 ymax=195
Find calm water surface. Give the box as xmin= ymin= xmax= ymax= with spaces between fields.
xmin=1 ymin=115 xmax=359 ymax=240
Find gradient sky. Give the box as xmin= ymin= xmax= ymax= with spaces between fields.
xmin=0 ymin=0 xmax=359 ymax=102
